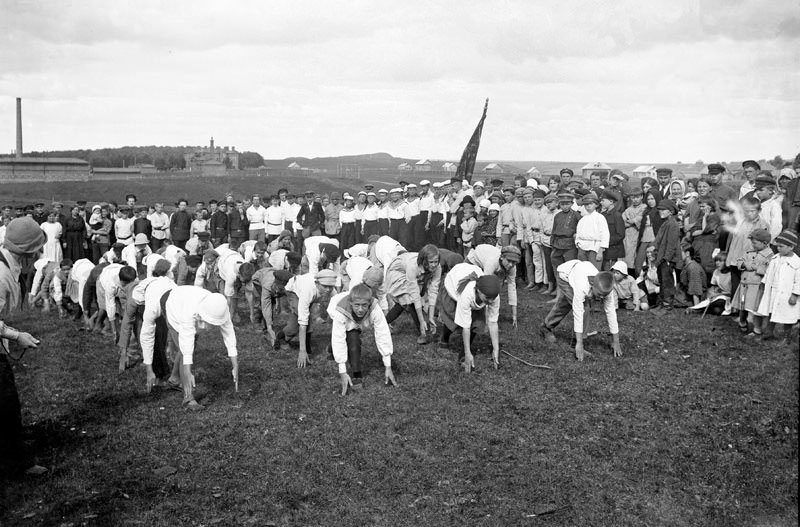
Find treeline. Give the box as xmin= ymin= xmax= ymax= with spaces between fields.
xmin=24 ymin=146 xmax=265 ymax=170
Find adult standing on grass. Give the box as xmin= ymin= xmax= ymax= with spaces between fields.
xmin=0 ymin=217 xmax=47 ymax=477
xmin=169 ymin=199 xmax=192 ymax=250
xmin=438 ymin=263 xmax=502 ymax=373
xmin=540 ymin=259 xmax=622 ymax=362
xmin=143 ymin=285 xmax=238 ymax=410
xmin=328 ymin=283 xmax=397 ymax=395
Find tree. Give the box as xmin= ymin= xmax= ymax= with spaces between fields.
xmin=770 ymin=155 xmax=785 ymax=169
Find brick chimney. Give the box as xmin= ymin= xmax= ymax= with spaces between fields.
xmin=16 ymin=97 xmax=23 ymax=158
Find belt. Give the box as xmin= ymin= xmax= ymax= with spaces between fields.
xmin=118 ymin=235 xmax=132 ymax=240
xmin=268 ymin=222 xmax=282 ymax=226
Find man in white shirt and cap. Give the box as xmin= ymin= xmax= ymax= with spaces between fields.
xmin=540 ymin=259 xmax=622 ymax=361
xmin=94 ymin=264 xmax=137 ymax=340
xmin=328 ymin=283 xmax=397 ymax=395
xmin=143 ymin=285 xmax=238 ymax=410
xmin=122 ymin=233 xmax=152 ymax=279
xmin=301 ymin=236 xmax=341 ymax=275
xmin=465 ymin=244 xmax=521 ymax=328
xmin=280 ymin=269 xmax=338 ymax=368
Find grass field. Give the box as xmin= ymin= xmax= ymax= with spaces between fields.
xmin=1 ymin=287 xmax=797 ymax=526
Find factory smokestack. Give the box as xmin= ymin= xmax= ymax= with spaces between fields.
xmin=16 ymin=97 xmax=23 ymax=158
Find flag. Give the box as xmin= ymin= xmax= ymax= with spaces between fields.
xmin=455 ymin=98 xmax=488 ymax=184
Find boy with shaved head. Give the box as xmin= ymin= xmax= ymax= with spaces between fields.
xmin=327 ymin=283 xmax=397 ymax=395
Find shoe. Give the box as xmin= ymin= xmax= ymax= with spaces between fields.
xmin=416 ymin=334 xmax=431 ymax=345
xmin=539 ymin=325 xmax=556 ymax=344
xmin=351 ymin=377 xmax=363 ymax=389
xmin=438 ymin=341 xmax=450 ymax=351
xmin=545 ymin=285 xmax=557 ymax=296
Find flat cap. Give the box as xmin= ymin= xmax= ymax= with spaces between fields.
xmin=707 ymin=163 xmax=725 ymax=175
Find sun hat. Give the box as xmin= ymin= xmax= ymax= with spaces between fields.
xmin=197 ymin=293 xmax=230 ymax=325
xmin=2 ymin=217 xmax=46 ymax=254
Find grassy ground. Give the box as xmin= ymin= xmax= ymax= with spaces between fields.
xmin=0 ymin=290 xmax=797 ymax=526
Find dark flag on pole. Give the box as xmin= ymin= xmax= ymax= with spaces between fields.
xmin=454 ymin=98 xmax=488 ymax=184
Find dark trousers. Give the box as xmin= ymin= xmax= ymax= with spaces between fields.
xmin=173 ymin=239 xmax=187 ymax=251
xmin=550 ymin=247 xmax=577 ymax=274
xmin=543 ymin=276 xmax=575 ymax=331
xmin=385 ymin=302 xmax=421 ymax=331
xmin=657 ymin=261 xmax=676 ymax=307
xmin=150 ymin=238 xmax=165 ymax=252
xmin=0 ymin=353 xmax=24 ymax=476
xmin=439 ymin=325 xmax=477 ymax=359
xmin=346 ymin=329 xmax=363 ymax=377
xmin=92 ymin=242 xmax=108 ymax=264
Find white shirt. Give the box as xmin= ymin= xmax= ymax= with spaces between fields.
xmin=418 ymin=193 xmax=435 ymax=213
xmin=465 ymin=244 xmax=517 ymax=307
xmin=344 ymin=243 xmax=369 ymax=259
xmin=164 ymin=286 xmax=237 ymax=365
xmin=265 ymin=206 xmax=285 ymax=235
xmin=362 ymin=204 xmax=379 ymax=221
xmin=303 ymin=236 xmax=339 ymax=275
xmin=339 ymin=208 xmax=356 ymax=224
xmin=342 ymin=256 xmax=373 ymax=290
xmin=268 ymin=249 xmax=289 ymax=270
xmin=556 ymin=260 xmax=619 ymax=334
xmin=443 ymin=263 xmax=499 ymax=328
xmin=575 ymin=211 xmax=610 ymax=252
xmin=327 ymin=291 xmax=392 ymax=374
xmin=760 ymin=197 xmax=783 ymax=242
xmin=371 ymin=236 xmax=404 ymax=267
xmin=122 ymin=243 xmax=152 ymax=270
xmin=387 ymin=201 xmax=407 ymax=220
xmin=148 ymin=211 xmax=169 ymax=240
xmin=69 ymin=258 xmax=96 ymax=310
xmin=114 ymin=217 xmax=135 ymax=244
xmin=285 ymin=273 xmax=318 ymax=326
xmin=217 ymin=248 xmax=245 ymax=297
xmin=246 ymin=204 xmax=266 ymax=230
xmin=30 ymin=258 xmax=53 ymax=297
xmin=97 ymin=263 xmax=124 ymax=320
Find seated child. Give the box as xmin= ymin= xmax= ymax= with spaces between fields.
xmin=756 ymin=229 xmax=800 ymax=345
xmin=611 ymin=261 xmax=647 ymax=311
xmin=688 ymin=251 xmax=732 ymax=316
xmin=636 ymin=244 xmax=660 ymax=308
xmin=679 ymin=245 xmax=707 ymax=306
xmin=732 ymin=228 xmax=772 ymax=335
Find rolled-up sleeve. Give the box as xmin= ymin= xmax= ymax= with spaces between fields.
xmin=571 ymin=287 xmax=587 ymax=334
xmin=506 ymin=266 xmax=517 ymax=307
xmin=140 ymin=306 xmax=158 ymax=365
xmin=604 ymin=290 xmax=619 ymax=334
xmin=330 ymin=312 xmax=349 ymax=374
xmin=296 ymin=288 xmax=314 ymax=326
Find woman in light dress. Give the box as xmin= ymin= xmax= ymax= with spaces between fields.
xmin=41 ymin=211 xmax=63 ymax=263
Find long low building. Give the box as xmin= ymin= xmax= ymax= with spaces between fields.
xmin=0 ymin=157 xmax=91 ymax=183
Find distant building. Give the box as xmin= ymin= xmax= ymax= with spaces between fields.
xmin=183 ymin=137 xmax=239 ymax=173
xmin=398 ymin=162 xmax=413 ymax=171
xmin=526 ymin=166 xmax=541 ymax=176
xmin=415 ymin=159 xmax=432 ymax=172
xmin=0 ymin=157 xmax=90 ymax=183
xmin=632 ymin=165 xmax=656 ymax=179
xmin=483 ymin=163 xmax=503 ymax=173
xmin=581 ymin=161 xmax=612 ymax=179
xmin=442 ymin=162 xmax=458 ymax=172
xmin=288 ymin=162 xmax=302 ymax=170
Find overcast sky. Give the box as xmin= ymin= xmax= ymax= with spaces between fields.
xmin=1 ymin=0 xmax=798 ymax=163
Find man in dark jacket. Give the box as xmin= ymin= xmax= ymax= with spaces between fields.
xmin=296 ymin=191 xmax=325 ymax=249
xmin=227 ymin=200 xmax=249 ymax=244
xmin=600 ymin=190 xmax=626 ymax=270
xmin=549 ymin=192 xmax=582 ymax=270
xmin=168 ymin=199 xmax=192 ymax=250
xmin=209 ymin=201 xmax=229 ymax=246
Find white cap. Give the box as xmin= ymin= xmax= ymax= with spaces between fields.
xmin=473 ymin=181 xmax=485 ymax=187
xmin=419 ymin=180 xmax=431 ymax=186
xmin=538 ymin=184 xmax=550 ymax=194
xmin=527 ymin=178 xmax=539 ymax=188
xmin=367 ymin=192 xmax=376 ymax=197
xmin=479 ymin=198 xmax=491 ymax=209
xmin=488 ymin=203 xmax=501 ymax=212
xmin=357 ymin=190 xmax=367 ymax=196
xmin=390 ymin=188 xmax=403 ymax=194
xmin=610 ymin=261 xmax=628 ymax=275
xmin=432 ymin=182 xmax=443 ymax=189
xmin=406 ymin=183 xmax=417 ymax=189
xmin=197 ymin=293 xmax=230 ymax=325
xmin=343 ymin=193 xmax=354 ymax=201
xmin=377 ymin=188 xmax=388 ymax=194
xmin=134 ymin=233 xmax=149 ymax=245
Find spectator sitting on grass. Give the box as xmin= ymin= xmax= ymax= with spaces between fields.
xmin=610 ymin=261 xmax=646 ymax=311
xmin=540 ymin=259 xmax=622 ymax=362
xmin=327 ymin=283 xmax=397 ymax=395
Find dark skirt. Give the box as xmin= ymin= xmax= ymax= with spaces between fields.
xmin=378 ymin=218 xmax=390 ymax=236
xmin=363 ymin=220 xmax=379 ymax=240
xmin=440 ymin=291 xmax=486 ymax=333
xmin=429 ymin=212 xmax=444 ymax=248
xmin=354 ymin=219 xmax=363 ymax=244
xmin=340 ymin=223 xmax=357 ymax=251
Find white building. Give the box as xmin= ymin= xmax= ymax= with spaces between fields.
xmin=442 ymin=162 xmax=458 ymax=172
xmin=398 ymin=162 xmax=413 ymax=171
xmin=415 ymin=159 xmax=432 ymax=172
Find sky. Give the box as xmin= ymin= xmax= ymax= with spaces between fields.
xmin=0 ymin=0 xmax=798 ymax=163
